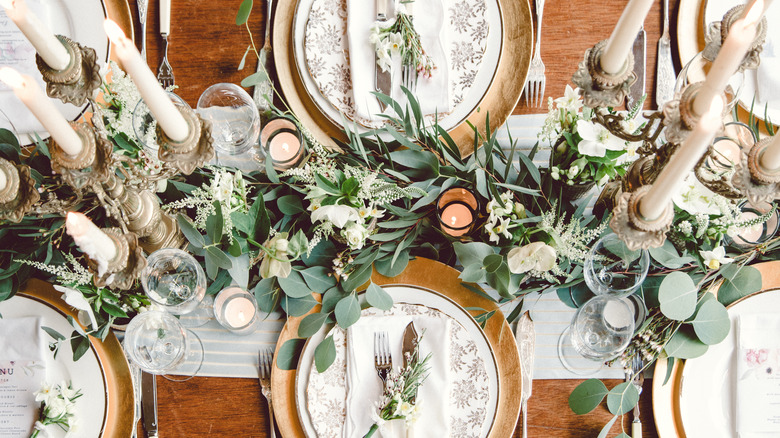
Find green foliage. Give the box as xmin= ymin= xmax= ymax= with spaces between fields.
xmin=658 ymin=272 xmax=697 ymax=321
xmin=718 ymin=264 xmax=762 ymax=306
xmin=568 ymin=379 xmax=608 ymax=415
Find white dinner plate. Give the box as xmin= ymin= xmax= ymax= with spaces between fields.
xmin=678 ymin=289 xmax=780 ymax=437
xmin=295 ymin=284 xmax=500 ymax=438
xmin=0 ymin=0 xmax=108 ymax=141
xmin=0 ymin=293 xmax=109 ymax=437
xmin=291 ymin=0 xmax=502 ymax=133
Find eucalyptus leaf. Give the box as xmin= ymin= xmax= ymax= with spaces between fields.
xmin=459 ymin=264 xmax=486 ymax=283
xmin=42 ymin=326 xmax=65 ymax=341
xmin=658 ymin=271 xmax=698 ymax=321
xmin=365 ymin=283 xmax=393 ymax=310
xmin=281 ymin=294 xmax=318 ymax=317
xmin=453 ymin=242 xmax=495 ymax=267
xmin=314 ymin=335 xmax=337 ymax=372
xmin=240 ymin=71 xmax=268 ymax=88
xmin=335 ymin=294 xmax=361 ymax=328
xmin=483 ymin=254 xmax=504 ymax=273
xmin=596 ymin=416 xmax=619 ymax=438
xmin=302 ymin=240 xmax=336 ymax=267
xmin=374 ymin=251 xmax=409 ymax=278
xmin=606 ymin=382 xmax=639 ymax=415
xmin=718 ymin=265 xmax=762 ymax=306
xmin=486 ymin=262 xmax=512 ymax=299
xmin=691 ymin=298 xmax=730 ymax=345
xmin=70 ymin=333 xmax=90 ymax=361
xmin=649 ymin=240 xmax=695 ymax=269
xmin=277 ymin=195 xmax=305 ymax=215
xmin=664 ymin=325 xmax=709 ymax=359
xmin=298 ymin=312 xmax=329 ymax=338
xmin=254 ymin=278 xmax=279 ymax=313
xmin=639 ymin=275 xmax=664 ymax=309
xmin=568 ymin=378 xmax=609 ymax=415
xmin=205 ymin=246 xmax=233 ymax=269
xmin=227 ymin=253 xmax=250 ymax=290
xmin=250 ymin=192 xmax=270 ymax=244
xmin=299 ymin=266 xmax=337 ymax=294
xmin=277 ymin=338 xmax=305 ymax=370
xmin=341 ymin=253 xmax=377 ymax=292
xmin=206 ymin=201 xmax=223 ymax=243
xmin=278 ymin=270 xmax=312 ymax=299
xmin=177 ymin=215 xmax=205 ymax=248
xmin=321 ymin=287 xmax=347 ymax=314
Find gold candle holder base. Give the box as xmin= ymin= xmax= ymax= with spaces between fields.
xmin=157 ymin=106 xmax=215 ymax=175
xmin=50 ymin=123 xmax=114 ymax=189
xmin=36 ymin=35 xmax=102 ymax=107
xmin=702 ymin=5 xmax=766 ymax=71
xmin=662 ymin=82 xmax=726 ymax=145
xmin=610 ymin=186 xmax=674 ymax=251
xmin=89 ymin=229 xmax=147 ymax=290
xmin=732 ymin=137 xmax=780 ymax=204
xmin=0 ymin=158 xmax=39 ymax=223
xmin=572 ymin=39 xmax=636 ymax=109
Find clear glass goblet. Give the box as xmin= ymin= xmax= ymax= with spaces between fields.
xmin=131 ymin=91 xmax=189 ymax=154
xmin=124 ymin=310 xmax=204 ymax=380
xmin=141 ymin=248 xmax=212 ymax=327
xmin=584 ymin=233 xmax=650 ymax=297
xmin=558 ymin=295 xmax=635 ymax=375
xmin=197 ymin=83 xmax=260 ymax=156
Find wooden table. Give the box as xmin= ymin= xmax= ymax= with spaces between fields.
xmin=127 ymin=0 xmax=681 ymax=435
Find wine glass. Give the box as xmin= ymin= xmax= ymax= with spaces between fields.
xmin=197 ymin=83 xmax=260 ymax=156
xmin=584 ymin=233 xmax=650 ymax=297
xmin=132 ymin=91 xmax=189 ymax=154
xmin=140 ymin=248 xmax=212 ymax=327
xmin=558 ymin=295 xmax=635 ymax=375
xmin=124 ymin=310 xmax=204 ymax=380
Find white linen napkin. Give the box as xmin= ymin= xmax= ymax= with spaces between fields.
xmin=0 ymin=317 xmax=45 ymax=362
xmin=755 ymin=8 xmax=780 ymax=108
xmin=735 ymin=313 xmax=780 ymax=437
xmin=343 ymin=313 xmax=451 ymax=438
xmin=347 ymin=0 xmax=450 ymax=122
xmin=0 ymin=317 xmax=46 ymax=438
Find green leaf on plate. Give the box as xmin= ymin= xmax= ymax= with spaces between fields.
xmin=314 ymin=335 xmax=337 ymax=373
xmin=277 ymin=338 xmax=306 ymax=370
xmin=278 ymin=270 xmax=312 ymax=299
xmin=718 ymin=264 xmax=762 ymax=306
xmin=298 ymin=312 xmax=329 ymax=338
xmin=664 ymin=325 xmax=709 ymax=359
xmin=299 ymin=266 xmax=336 ymax=294
xmin=42 ymin=326 xmax=65 ymax=341
xmin=606 ymin=382 xmax=639 ymax=415
xmin=658 ymin=271 xmax=697 ymax=321
xmin=281 ymin=294 xmax=318 ymax=317
xmin=334 ymin=294 xmax=361 ymax=328
xmin=365 ymin=283 xmax=393 ymax=311
xmin=691 ymin=298 xmax=730 ymax=345
xmin=568 ymin=378 xmax=608 ymax=415
xmin=71 ymin=332 xmax=90 ymax=362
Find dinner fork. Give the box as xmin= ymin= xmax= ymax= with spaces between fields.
xmin=374 ymin=331 xmax=392 ymax=383
xmin=402 ymin=65 xmax=418 ymax=95
xmin=157 ymin=0 xmax=175 ymax=88
xmin=523 ymin=0 xmax=546 ymax=107
xmin=631 ymin=355 xmax=645 ymax=438
xmin=258 ymin=349 xmax=277 ymax=438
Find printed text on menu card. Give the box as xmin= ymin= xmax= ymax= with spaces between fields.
xmin=0 ymin=360 xmax=44 ymax=437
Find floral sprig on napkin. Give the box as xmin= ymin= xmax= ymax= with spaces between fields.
xmin=31 ymin=381 xmax=82 ymax=438
xmin=365 ymin=338 xmax=431 ymax=438
xmin=369 ymin=1 xmax=436 ymax=78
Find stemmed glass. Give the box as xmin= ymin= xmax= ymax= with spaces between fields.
xmin=124 ymin=310 xmax=204 ymax=381
xmin=584 ymin=233 xmax=650 ymax=297
xmin=141 ymin=248 xmax=212 ymax=327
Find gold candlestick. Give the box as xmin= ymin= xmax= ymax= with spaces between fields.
xmin=50 ymin=123 xmax=114 ymax=189
xmin=86 ymin=228 xmax=147 ymax=290
xmin=36 ymin=35 xmax=102 ymax=107
xmin=0 ymin=158 xmax=39 ymax=223
xmin=609 ymin=185 xmax=674 ymax=250
xmin=156 ymin=105 xmax=215 ymax=175
xmin=572 ymin=39 xmax=636 ymax=109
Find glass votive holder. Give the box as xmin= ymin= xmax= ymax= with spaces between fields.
xmin=260 ymin=117 xmax=306 ymax=170
xmin=132 ymin=91 xmax=189 ymax=154
xmin=196 ymin=83 xmax=260 ymax=156
xmin=213 ymin=287 xmax=259 ymax=335
xmin=436 ymin=188 xmax=479 ymax=237
xmin=728 ymin=200 xmax=780 ymax=248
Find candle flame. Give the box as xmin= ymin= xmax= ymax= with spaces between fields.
xmin=0 ymin=67 xmax=24 ymax=89
xmin=450 ymin=216 xmax=457 ymax=226
xmin=282 ymin=143 xmax=289 ymax=152
xmin=64 ymin=211 xmax=90 ymax=238
xmin=742 ymin=0 xmax=765 ymax=26
xmin=103 ymin=19 xmax=127 ymax=44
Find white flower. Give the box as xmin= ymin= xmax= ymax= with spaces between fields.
xmin=672 ymin=173 xmax=724 ymax=216
xmin=550 ymin=166 xmax=560 ymax=180
xmin=54 ymin=286 xmax=98 ymax=331
xmin=46 ymin=396 xmax=68 ymax=418
xmin=396 ymin=2 xmax=407 ymax=14
xmin=700 ymin=246 xmax=734 ymax=270
xmin=341 ymin=221 xmax=370 ymax=250
xmin=259 ymin=234 xmax=292 ymax=279
xmin=368 ymin=23 xmax=382 ymax=45
xmin=617 ymin=141 xmax=640 ymax=165
xmin=554 ymin=85 xmax=583 ymax=114
xmin=486 ymin=198 xmax=512 ymax=219
xmin=388 ymin=32 xmax=403 ymax=55
xmin=310 ymin=204 xmax=360 ymax=228
xmin=576 ymin=120 xmax=626 ymax=157
xmin=376 ymin=40 xmax=393 ymax=73
xmin=507 ymin=242 xmax=557 ymax=274
xmin=487 ymin=217 xmax=511 ymax=243
xmin=567 ymin=165 xmax=580 ymax=179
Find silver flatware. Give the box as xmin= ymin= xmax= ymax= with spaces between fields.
xmin=253 ymin=0 xmax=275 ymax=111
xmin=627 ymin=26 xmax=646 ymax=109
xmin=137 ymin=0 xmax=148 ymax=62
xmin=631 ymin=355 xmax=645 ymax=438
xmin=375 ymin=0 xmax=393 ymax=102
xmin=516 ymin=311 xmax=535 ymax=438
xmin=258 ymin=349 xmax=277 ymax=438
xmin=140 ymin=371 xmax=158 ymax=438
xmin=656 ymin=0 xmax=675 ymax=108
xmin=401 ymin=321 xmax=419 ymax=406
xmin=373 ymin=331 xmax=391 ymax=383
xmin=523 ymin=0 xmax=546 ymax=107
xmin=157 ymin=0 xmax=175 ymax=88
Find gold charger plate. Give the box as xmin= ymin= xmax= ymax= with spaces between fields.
xmin=272 ymin=0 xmax=532 ymax=156
xmin=271 ymin=257 xmax=523 ymax=437
xmin=652 ymin=260 xmax=780 ymax=438
xmin=105 ymin=0 xmax=134 ymax=51
xmin=12 ymin=279 xmax=136 ymax=438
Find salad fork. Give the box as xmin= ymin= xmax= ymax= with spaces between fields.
xmin=523 ymin=0 xmax=546 ymax=107
xmin=258 ymin=349 xmax=277 ymax=438
xmin=374 ymin=331 xmax=392 ymax=383
xmin=631 ymin=355 xmax=645 ymax=438
xmin=157 ymin=0 xmax=175 ymax=88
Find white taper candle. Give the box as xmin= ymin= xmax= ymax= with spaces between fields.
xmin=600 ymin=0 xmax=654 ymax=75
xmin=1 ymin=0 xmax=70 ymax=71
xmin=65 ymin=212 xmax=118 ymax=276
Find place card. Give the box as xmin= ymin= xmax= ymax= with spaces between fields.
xmin=736 ymin=313 xmax=780 ymax=435
xmin=0 ymin=359 xmax=44 ymax=437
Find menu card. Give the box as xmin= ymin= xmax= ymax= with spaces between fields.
xmin=736 ymin=314 xmax=780 ymax=436
xmin=0 ymin=317 xmax=45 ymax=438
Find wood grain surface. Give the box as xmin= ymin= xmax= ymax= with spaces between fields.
xmin=126 ymin=0 xmax=679 ymax=436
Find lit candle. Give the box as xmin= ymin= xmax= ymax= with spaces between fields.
xmin=639 ymin=96 xmax=724 ymax=220
xmin=0 ymin=67 xmax=82 ymax=155
xmin=600 ymin=0 xmax=654 ymax=75
xmin=692 ymin=0 xmax=763 ymax=116
xmin=65 ymin=211 xmax=118 ymax=275
xmin=707 ymin=138 xmax=741 ymax=172
xmin=759 ymin=134 xmax=780 ymax=171
xmin=730 ymin=201 xmax=779 ymax=247
xmin=269 ymin=132 xmax=301 ymax=162
xmin=260 ymin=118 xmax=305 ymax=170
xmin=0 ymin=166 xmax=7 ymax=192
xmin=437 ymin=188 xmax=478 ymax=237
xmin=213 ymin=287 xmax=258 ymax=335
xmin=1 ymin=0 xmax=70 ymax=71
xmin=103 ymin=19 xmax=189 ymax=142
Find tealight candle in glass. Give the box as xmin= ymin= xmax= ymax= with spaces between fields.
xmin=213 ymin=286 xmax=259 ymax=335
xmin=729 ymin=200 xmax=780 ymax=248
xmin=436 ymin=188 xmax=478 ymax=237
xmin=260 ymin=117 xmax=305 ymax=170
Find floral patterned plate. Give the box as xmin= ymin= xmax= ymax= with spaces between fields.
xmin=291 ymin=0 xmax=501 ymax=131
xmin=294 ymin=285 xmax=499 ymax=438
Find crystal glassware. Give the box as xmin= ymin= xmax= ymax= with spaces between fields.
xmin=140 ymin=248 xmax=212 ymax=327
xmin=132 ymin=91 xmax=188 ymax=154
xmin=558 ymin=295 xmax=635 ymax=375
xmin=213 ymin=286 xmax=259 ymax=335
xmin=584 ymin=233 xmax=650 ymax=297
xmin=123 ymin=310 xmax=204 ymax=380
xmin=197 ymin=83 xmax=260 ymax=156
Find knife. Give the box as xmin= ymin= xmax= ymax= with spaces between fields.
xmin=374 ymin=0 xmax=392 ymax=107
xmin=626 ymin=26 xmax=646 ymax=110
xmin=141 ymin=371 xmax=158 ymax=438
xmin=253 ymin=0 xmax=275 ymax=111
xmin=656 ymin=0 xmax=675 ymax=109
xmin=516 ymin=311 xmax=535 ymax=438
